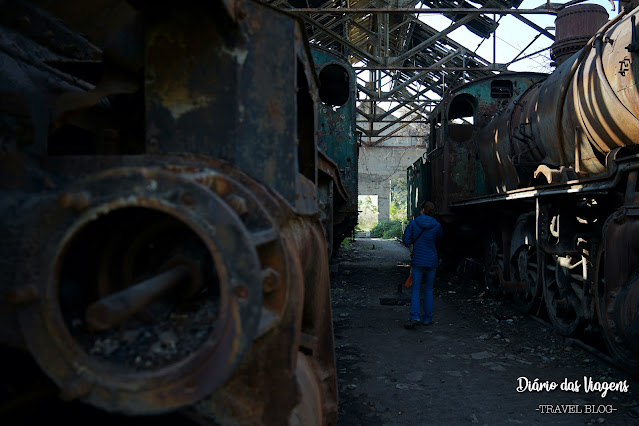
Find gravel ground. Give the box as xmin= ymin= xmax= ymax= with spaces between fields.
xmin=330 ymin=237 xmax=639 ymax=426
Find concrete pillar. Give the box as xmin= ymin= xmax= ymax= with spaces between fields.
xmin=358 ymin=146 xmax=425 ymax=224
xmin=377 ymin=179 xmax=391 ymax=222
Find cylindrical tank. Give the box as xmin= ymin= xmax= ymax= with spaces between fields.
xmin=551 ymin=4 xmax=609 ymax=66
xmin=565 ymin=7 xmax=639 ymax=162
xmin=511 ymin=6 xmax=639 ymax=184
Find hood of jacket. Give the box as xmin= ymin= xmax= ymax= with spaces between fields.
xmin=414 ymin=214 xmax=438 ymax=230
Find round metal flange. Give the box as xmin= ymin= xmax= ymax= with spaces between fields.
xmin=14 ymin=167 xmax=264 ymax=414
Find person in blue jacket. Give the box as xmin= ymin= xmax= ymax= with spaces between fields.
xmin=402 ymin=200 xmax=443 ymax=329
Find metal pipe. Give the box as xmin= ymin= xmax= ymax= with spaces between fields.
xmin=493 ymin=13 xmax=496 ymax=65
xmin=283 ymin=8 xmax=559 ymax=15
xmin=353 ymin=66 xmax=497 ymax=71
xmin=85 ymin=265 xmax=191 ymax=331
xmin=506 ymin=42 xmax=547 ymax=66
xmin=390 ymin=13 xmax=478 ymax=66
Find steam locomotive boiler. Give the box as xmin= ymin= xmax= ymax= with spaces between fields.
xmin=408 ymin=3 xmax=639 ymax=374
xmin=312 ymin=46 xmax=359 ymax=257
xmin=0 ymin=0 xmax=357 ymax=423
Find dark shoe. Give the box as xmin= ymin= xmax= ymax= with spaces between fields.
xmin=423 ymin=321 xmax=433 ymax=326
xmin=404 ymin=319 xmax=421 ymax=330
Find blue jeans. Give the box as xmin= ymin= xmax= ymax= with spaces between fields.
xmin=410 ymin=266 xmax=437 ymax=323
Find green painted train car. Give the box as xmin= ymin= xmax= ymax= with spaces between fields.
xmin=312 ymin=47 xmax=359 ymax=255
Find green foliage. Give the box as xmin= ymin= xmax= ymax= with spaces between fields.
xmin=389 ymin=203 xmax=403 ymax=222
xmin=357 ymin=195 xmax=379 ymax=231
xmin=357 ymin=179 xmax=407 ymax=231
xmin=390 ymin=178 xmax=407 ymax=221
xmin=358 ymin=195 xmax=378 ymax=213
xmin=370 ymin=219 xmax=405 ymax=239
xmin=341 ymin=238 xmax=351 ymax=248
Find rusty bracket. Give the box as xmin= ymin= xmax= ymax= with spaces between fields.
xmin=626 ymin=15 xmax=639 ymax=52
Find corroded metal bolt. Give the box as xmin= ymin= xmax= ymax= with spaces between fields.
xmin=226 ymin=194 xmax=248 ymax=216
xmin=234 ymin=285 xmax=248 ymax=300
xmin=209 ymin=175 xmax=230 ymax=196
xmin=261 ymin=268 xmax=280 ymax=294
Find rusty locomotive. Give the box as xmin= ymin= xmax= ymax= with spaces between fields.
xmin=311 ymin=46 xmax=359 ymax=258
xmin=0 ymin=0 xmax=358 ymax=424
xmin=408 ymin=3 xmax=639 ymax=374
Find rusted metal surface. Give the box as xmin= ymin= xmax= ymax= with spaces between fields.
xmin=550 ymin=4 xmax=609 ymax=66
xmin=426 ymin=7 xmax=639 ymax=197
xmin=143 ymin=0 xmax=317 ymax=214
xmin=422 ymin=73 xmax=545 ymax=214
xmin=312 ymin=47 xmax=359 ymax=253
xmin=407 ymin=155 xmax=431 ymax=219
xmin=85 ymin=265 xmax=192 ymax=331
xmin=12 ymin=167 xmax=267 ymax=414
xmin=0 ymin=0 xmax=344 ymax=423
xmin=411 ymin=5 xmax=639 ymax=375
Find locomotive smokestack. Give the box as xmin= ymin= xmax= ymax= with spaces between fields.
xmin=550 ymin=4 xmax=609 ymax=66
